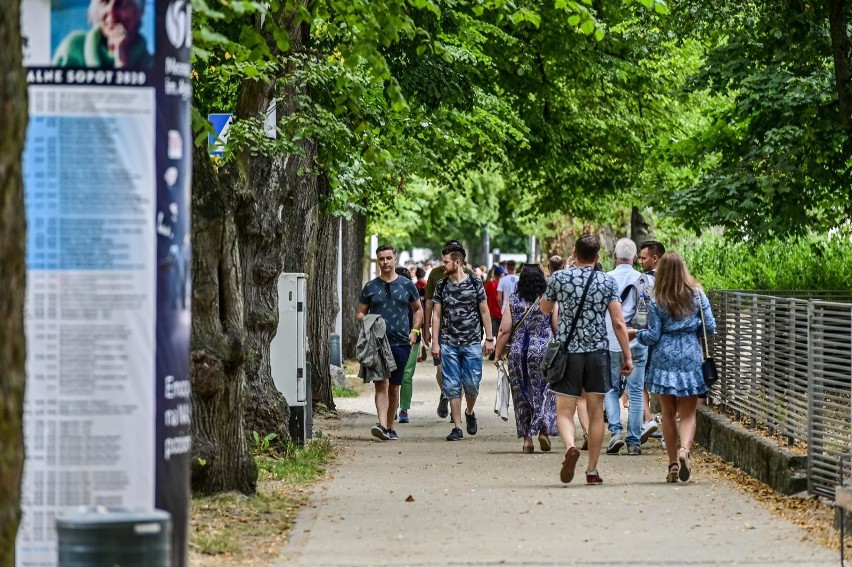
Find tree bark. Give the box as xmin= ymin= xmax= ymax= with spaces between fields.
xmin=236 ymin=11 xmax=320 ymax=440
xmin=341 ymin=212 xmax=366 ymax=360
xmin=630 ymin=206 xmax=652 ymax=245
xmin=827 ymin=0 xmax=852 ymax=139
xmin=190 ymin=145 xmax=257 ymax=495
xmin=0 ymin=3 xmax=28 ymax=561
xmin=307 ymin=175 xmax=339 ymax=410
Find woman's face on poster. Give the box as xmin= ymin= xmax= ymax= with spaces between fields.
xmin=96 ymin=0 xmax=141 ymax=43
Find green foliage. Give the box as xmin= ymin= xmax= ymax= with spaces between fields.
xmin=251 ymin=431 xmax=278 ymax=454
xmin=332 ymin=385 xmax=359 ymax=398
xmin=664 ymin=0 xmax=851 ymax=239
xmin=676 ymin=229 xmax=852 ymax=291
xmin=256 ymin=439 xmax=335 ymax=483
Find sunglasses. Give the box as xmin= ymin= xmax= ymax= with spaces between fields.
xmin=384 ymin=281 xmax=391 ymax=298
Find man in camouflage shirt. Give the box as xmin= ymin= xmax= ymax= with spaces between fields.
xmin=430 ymin=244 xmax=495 ymax=441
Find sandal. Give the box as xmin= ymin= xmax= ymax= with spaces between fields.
xmin=523 ymin=445 xmax=534 ymax=454
xmin=666 ymin=462 xmax=679 ymax=483
xmin=538 ymin=432 xmax=552 ymax=452
xmin=678 ymin=447 xmax=692 ymax=482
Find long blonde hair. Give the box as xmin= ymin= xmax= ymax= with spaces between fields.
xmin=653 ymin=252 xmax=700 ymax=320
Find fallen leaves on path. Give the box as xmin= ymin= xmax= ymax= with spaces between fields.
xmin=693 ymin=447 xmax=852 ymax=555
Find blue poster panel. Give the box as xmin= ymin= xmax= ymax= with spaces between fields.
xmin=18 ymin=0 xmax=191 ymax=564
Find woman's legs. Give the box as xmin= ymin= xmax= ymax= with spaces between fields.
xmin=658 ymin=394 xmax=679 ymax=465
xmin=676 ymin=396 xmax=699 ymax=451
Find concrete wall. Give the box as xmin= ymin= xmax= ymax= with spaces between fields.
xmin=696 ymin=406 xmax=807 ymax=495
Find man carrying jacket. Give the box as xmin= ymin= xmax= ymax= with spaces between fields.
xmin=357 ymin=245 xmax=423 ymax=441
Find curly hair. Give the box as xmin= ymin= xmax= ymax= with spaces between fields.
xmin=516 ymin=265 xmax=547 ymax=302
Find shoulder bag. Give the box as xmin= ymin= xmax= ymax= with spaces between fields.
xmin=697 ymin=291 xmax=719 ymax=387
xmin=542 ymin=270 xmax=596 ymax=384
xmin=509 ymin=297 xmax=540 ymax=341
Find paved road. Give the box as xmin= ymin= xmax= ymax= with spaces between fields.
xmin=279 ymin=359 xmax=837 ymax=566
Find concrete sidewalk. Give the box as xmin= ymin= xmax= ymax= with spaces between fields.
xmin=279 ymin=359 xmax=836 ymax=566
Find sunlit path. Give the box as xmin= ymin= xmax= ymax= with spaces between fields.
xmin=278 ymin=360 xmax=836 ymax=566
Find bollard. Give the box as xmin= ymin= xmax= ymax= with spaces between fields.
xmin=329 ymin=333 xmax=342 ymax=367
xmin=57 ymin=507 xmax=171 ymax=567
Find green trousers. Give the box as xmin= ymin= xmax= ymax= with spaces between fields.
xmin=399 ymin=344 xmax=419 ymax=410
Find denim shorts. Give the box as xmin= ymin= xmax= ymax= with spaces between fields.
xmin=440 ymin=343 xmax=483 ymax=399
xmin=388 ymin=344 xmax=412 ymax=386
xmin=548 ymin=350 xmax=610 ymax=397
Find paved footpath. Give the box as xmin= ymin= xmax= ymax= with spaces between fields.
xmin=279 ymin=360 xmax=836 ymax=566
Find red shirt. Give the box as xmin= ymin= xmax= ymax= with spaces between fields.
xmin=485 ymin=279 xmax=502 ymax=318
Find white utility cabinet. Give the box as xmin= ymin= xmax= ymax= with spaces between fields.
xmin=271 ymin=273 xmax=308 ymax=406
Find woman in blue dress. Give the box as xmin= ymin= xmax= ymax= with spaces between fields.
xmin=634 ymin=252 xmax=716 ymax=483
xmin=494 ymin=265 xmax=559 ymax=453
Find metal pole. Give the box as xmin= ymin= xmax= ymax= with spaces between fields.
xmin=484 ymin=230 xmax=491 ymax=269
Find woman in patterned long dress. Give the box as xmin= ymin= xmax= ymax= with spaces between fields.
xmin=494 ymin=265 xmax=559 ymax=453
xmin=634 ymin=252 xmax=716 ymax=483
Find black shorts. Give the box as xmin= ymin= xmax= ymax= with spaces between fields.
xmin=548 ymin=350 xmax=610 ymax=397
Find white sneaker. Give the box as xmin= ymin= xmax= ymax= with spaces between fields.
xmin=640 ymin=418 xmax=659 ymax=444
xmin=606 ymin=433 xmax=625 ymax=455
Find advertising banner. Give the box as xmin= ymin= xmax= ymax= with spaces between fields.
xmin=17 ymin=0 xmax=192 ymax=564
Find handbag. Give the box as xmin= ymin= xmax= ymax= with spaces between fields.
xmin=493 ymin=361 xmax=511 ymax=421
xmin=697 ymin=292 xmax=719 ymax=387
xmin=542 ymin=270 xmax=596 ymax=384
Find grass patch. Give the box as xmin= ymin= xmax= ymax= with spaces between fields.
xmin=190 ymin=438 xmax=336 ymax=563
xmin=332 ymin=385 xmax=359 ymax=398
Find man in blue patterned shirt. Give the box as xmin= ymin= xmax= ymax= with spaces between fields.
xmin=541 ymin=235 xmax=633 ymax=485
xmin=357 ymin=245 xmax=423 ymax=441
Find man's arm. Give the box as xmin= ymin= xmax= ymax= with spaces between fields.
xmin=409 ymin=299 xmax=424 ymax=346
xmin=607 ymin=300 xmax=633 ymax=376
xmin=423 ymin=299 xmax=434 ymax=345
xmin=479 ymin=300 xmax=495 ymax=355
xmin=356 ymin=303 xmax=369 ymax=322
xmin=497 ymin=291 xmax=504 ymax=309
xmin=430 ymin=303 xmax=443 ymax=358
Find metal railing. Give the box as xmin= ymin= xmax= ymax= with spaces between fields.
xmin=707 ymin=290 xmax=852 ymax=500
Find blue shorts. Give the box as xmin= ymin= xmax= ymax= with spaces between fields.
xmin=388 ymin=344 xmax=410 ymax=386
xmin=440 ymin=343 xmax=483 ymax=399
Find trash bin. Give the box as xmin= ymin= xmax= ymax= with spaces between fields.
xmin=57 ymin=507 xmax=171 ymax=567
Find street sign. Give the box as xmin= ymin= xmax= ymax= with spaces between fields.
xmin=208 ymin=113 xmax=233 ymax=156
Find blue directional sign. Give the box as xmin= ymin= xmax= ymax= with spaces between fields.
xmin=208 ymin=113 xmax=233 ymax=156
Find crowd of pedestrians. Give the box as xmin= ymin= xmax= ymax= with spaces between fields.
xmin=356 ymin=235 xmax=715 ymax=485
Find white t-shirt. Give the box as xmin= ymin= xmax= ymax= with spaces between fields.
xmin=496 ymin=274 xmax=519 ymax=314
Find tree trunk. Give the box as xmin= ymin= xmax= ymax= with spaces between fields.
xmin=189 ymin=145 xmax=257 ymax=495
xmin=341 ymin=213 xmax=366 ymax=360
xmin=630 ymin=206 xmax=652 ymax=245
xmin=0 ymin=3 xmax=28 ymax=561
xmin=827 ymin=0 xmax=852 ymax=140
xmin=237 ymin=12 xmax=320 ymax=440
xmin=307 ymin=175 xmax=339 ymax=410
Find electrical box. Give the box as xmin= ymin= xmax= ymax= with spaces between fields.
xmin=271 ymin=273 xmax=308 ymax=407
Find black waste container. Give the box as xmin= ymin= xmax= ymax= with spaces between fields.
xmin=57 ymin=507 xmax=171 ymax=567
